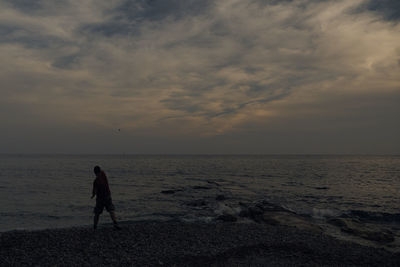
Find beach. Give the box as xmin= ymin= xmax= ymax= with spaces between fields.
xmin=1 ymin=220 xmax=399 ymax=266
xmin=1 ymin=155 xmax=399 ymax=266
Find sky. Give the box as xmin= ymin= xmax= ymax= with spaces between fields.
xmin=0 ymin=0 xmax=399 ymax=154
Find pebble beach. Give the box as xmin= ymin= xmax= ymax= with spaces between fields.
xmin=1 ymin=220 xmax=399 ymax=266
xmin=2 ymin=155 xmax=399 ymax=266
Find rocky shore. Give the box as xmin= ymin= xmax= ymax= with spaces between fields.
xmin=1 ymin=220 xmax=399 ymax=266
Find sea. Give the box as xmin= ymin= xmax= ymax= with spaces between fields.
xmin=1 ymin=154 xmax=399 ymax=235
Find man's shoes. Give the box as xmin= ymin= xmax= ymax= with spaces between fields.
xmin=114 ymin=224 xmax=122 ymax=230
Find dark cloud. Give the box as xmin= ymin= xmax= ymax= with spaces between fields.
xmin=115 ymin=0 xmax=212 ymax=21
xmin=0 ymin=24 xmax=19 ymax=35
xmin=78 ymin=20 xmax=141 ymax=37
xmin=51 ymin=54 xmax=81 ymax=69
xmin=212 ymin=91 xmax=291 ymax=118
xmin=160 ymin=97 xmax=203 ymax=113
xmin=81 ymin=0 xmax=213 ymax=37
xmin=0 ymin=29 xmax=67 ymax=49
xmin=2 ymin=0 xmax=44 ymax=14
xmin=364 ymin=0 xmax=400 ymax=21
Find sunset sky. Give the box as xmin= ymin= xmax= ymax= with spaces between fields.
xmin=1 ymin=0 xmax=399 ymax=154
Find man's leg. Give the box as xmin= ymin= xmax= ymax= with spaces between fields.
xmin=106 ymin=197 xmax=121 ymax=229
xmin=110 ymin=211 xmax=121 ymax=229
xmin=110 ymin=211 xmax=117 ymax=223
xmin=93 ymin=199 xmax=103 ymax=230
xmin=93 ymin=213 xmax=99 ymax=230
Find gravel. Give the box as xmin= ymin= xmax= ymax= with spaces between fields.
xmin=1 ymin=221 xmax=399 ymax=266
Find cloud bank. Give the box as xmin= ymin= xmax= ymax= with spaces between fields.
xmin=0 ymin=0 xmax=399 ymax=153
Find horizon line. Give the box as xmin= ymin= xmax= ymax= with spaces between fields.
xmin=1 ymin=153 xmax=399 ymax=156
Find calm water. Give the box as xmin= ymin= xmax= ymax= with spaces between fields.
xmin=0 ymin=155 xmax=399 ymax=232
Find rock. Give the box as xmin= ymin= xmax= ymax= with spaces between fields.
xmin=327 ymin=218 xmax=348 ymax=228
xmin=161 ymin=190 xmax=175 ymax=194
xmin=239 ymin=209 xmax=250 ymax=218
xmin=238 ymin=201 xmax=283 ymax=221
xmin=261 ymin=216 xmax=280 ymax=226
xmin=217 ymin=214 xmax=237 ymax=222
xmin=238 ymin=205 xmax=265 ymax=222
xmin=329 ymin=218 xmax=395 ymax=244
xmin=362 ymin=230 xmax=394 ymax=244
xmin=187 ymin=199 xmax=207 ymax=207
xmin=256 ymin=200 xmax=288 ymax=212
xmin=262 ymin=212 xmax=323 ymax=233
xmin=216 ymin=195 xmax=226 ymax=201
xmin=249 ymin=206 xmax=264 ymax=216
xmin=347 ymin=210 xmax=400 ymax=224
xmin=192 ymin=186 xmax=211 ymax=190
xmin=206 ymin=180 xmax=220 ymax=186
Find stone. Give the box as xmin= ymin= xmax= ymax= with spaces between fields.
xmin=261 ymin=215 xmax=279 ymax=226
xmin=239 ymin=209 xmax=250 ymax=218
xmin=192 ymin=186 xmax=211 ymax=190
xmin=216 ymin=195 xmax=226 ymax=201
xmin=187 ymin=199 xmax=207 ymax=207
xmin=206 ymin=180 xmax=220 ymax=186
xmin=238 ymin=205 xmax=264 ymax=221
xmin=217 ymin=214 xmax=237 ymax=222
xmin=327 ymin=218 xmax=348 ymax=228
xmin=329 ymin=218 xmax=395 ymax=244
xmin=256 ymin=200 xmax=288 ymax=212
xmin=362 ymin=230 xmax=394 ymax=244
xmin=262 ymin=212 xmax=323 ymax=233
xmin=161 ymin=190 xmax=175 ymax=194
xmin=248 ymin=206 xmax=264 ymax=216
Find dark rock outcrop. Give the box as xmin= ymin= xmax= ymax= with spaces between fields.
xmin=216 ymin=195 xmax=226 ymax=201
xmin=161 ymin=190 xmax=176 ymax=194
xmin=192 ymin=186 xmax=211 ymax=190
xmin=217 ymin=214 xmax=237 ymax=222
xmin=328 ymin=218 xmax=395 ymax=244
xmin=187 ymin=199 xmax=207 ymax=207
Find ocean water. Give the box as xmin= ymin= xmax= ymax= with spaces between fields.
xmin=0 ymin=155 xmax=399 ymax=233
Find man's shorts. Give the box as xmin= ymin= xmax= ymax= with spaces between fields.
xmin=94 ymin=196 xmax=115 ymax=215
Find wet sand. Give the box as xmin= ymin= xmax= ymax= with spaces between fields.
xmin=1 ymin=221 xmax=399 ymax=266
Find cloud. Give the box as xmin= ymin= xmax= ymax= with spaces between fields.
xmin=0 ymin=0 xmax=399 ymax=153
xmin=362 ymin=0 xmax=400 ymax=21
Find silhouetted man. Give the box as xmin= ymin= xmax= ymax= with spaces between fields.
xmin=91 ymin=166 xmax=121 ymax=230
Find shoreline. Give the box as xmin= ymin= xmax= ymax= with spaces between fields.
xmin=1 ymin=220 xmax=399 ymax=266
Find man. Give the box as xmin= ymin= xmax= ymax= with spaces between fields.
xmin=91 ymin=166 xmax=121 ymax=230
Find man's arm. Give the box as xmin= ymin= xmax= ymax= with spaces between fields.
xmin=91 ymin=181 xmax=96 ymax=199
xmin=105 ymin=177 xmax=111 ymax=196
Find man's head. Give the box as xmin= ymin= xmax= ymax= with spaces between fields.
xmin=94 ymin=166 xmax=101 ymax=175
